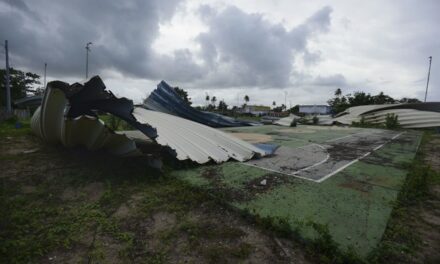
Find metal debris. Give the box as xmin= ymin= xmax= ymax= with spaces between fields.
xmin=31 ymin=76 xmax=265 ymax=164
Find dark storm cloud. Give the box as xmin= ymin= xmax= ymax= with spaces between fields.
xmin=0 ymin=0 xmax=205 ymax=80
xmin=1 ymin=0 xmax=340 ymax=90
xmin=195 ymin=5 xmax=333 ymax=88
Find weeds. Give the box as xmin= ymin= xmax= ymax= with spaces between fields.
xmin=385 ymin=113 xmax=400 ymax=129
xmin=368 ymin=132 xmax=440 ymax=263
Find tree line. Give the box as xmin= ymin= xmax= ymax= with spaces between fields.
xmin=1 ymin=68 xmax=42 ymax=107
xmin=327 ymin=88 xmax=421 ymax=114
xmin=2 ymin=67 xmax=423 ymax=116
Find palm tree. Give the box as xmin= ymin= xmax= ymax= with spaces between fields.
xmin=244 ymin=95 xmax=250 ymax=104
xmin=211 ymin=96 xmax=217 ymax=107
xmin=335 ymin=88 xmax=342 ymax=97
xmin=205 ymin=94 xmax=210 ymax=108
xmin=272 ymin=101 xmax=276 ymax=107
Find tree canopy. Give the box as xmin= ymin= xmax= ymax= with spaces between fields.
xmin=173 ymin=87 xmax=192 ymax=105
xmin=1 ymin=68 xmax=42 ymax=107
xmin=218 ymin=100 xmax=228 ymax=112
xmin=327 ymin=88 xmax=421 ymax=114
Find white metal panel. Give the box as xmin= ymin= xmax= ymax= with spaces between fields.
xmin=274 ymin=114 xmax=301 ymax=126
xmin=32 ymin=81 xmax=265 ymax=163
xmin=132 ymin=107 xmax=266 ymax=164
xmin=363 ymin=109 xmax=440 ymax=128
xmin=31 ymin=82 xmax=141 ymax=156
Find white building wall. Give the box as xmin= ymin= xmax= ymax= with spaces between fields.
xmin=299 ymin=105 xmax=330 ymax=114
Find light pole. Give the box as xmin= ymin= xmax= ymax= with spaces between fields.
xmin=44 ymin=62 xmax=47 ymax=87
xmin=85 ymin=42 xmax=92 ymax=79
xmin=424 ymin=56 xmax=432 ymax=102
xmin=4 ymin=40 xmax=11 ymax=114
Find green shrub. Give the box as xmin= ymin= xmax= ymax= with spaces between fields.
xmin=385 ymin=113 xmax=400 ymax=129
xmin=290 ymin=119 xmax=297 ymax=127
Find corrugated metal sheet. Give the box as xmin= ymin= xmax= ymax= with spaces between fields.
xmin=144 ymin=81 xmax=260 ymax=127
xmin=31 ymin=84 xmax=141 ymax=156
xmin=274 ymin=114 xmax=301 ymax=126
xmin=31 ymin=76 xmax=265 ymax=164
xmin=332 ymin=103 xmax=440 ymax=128
xmin=362 ymin=109 xmax=440 ymax=128
xmin=132 ymin=108 xmax=265 ymax=163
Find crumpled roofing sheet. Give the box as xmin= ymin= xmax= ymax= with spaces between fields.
xmin=133 ymin=108 xmax=265 ymax=163
xmin=274 ymin=114 xmax=301 ymax=126
xmin=333 ymin=103 xmax=440 ymax=128
xmin=31 ymin=84 xmax=141 ymax=156
xmin=143 ymin=80 xmax=260 ymax=127
xmin=362 ymin=108 xmax=440 ymax=128
xmin=31 ymin=76 xmax=265 ymax=163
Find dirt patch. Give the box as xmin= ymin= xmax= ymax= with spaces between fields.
xmin=245 ymin=174 xmax=291 ymax=197
xmin=405 ymin=201 xmax=440 ymax=264
xmin=113 ymin=203 xmax=131 ymax=219
xmin=21 ymin=185 xmax=37 ymax=194
xmin=0 ymin=136 xmax=40 ymax=156
xmin=61 ymin=182 xmax=104 ymax=202
xmin=151 ymin=211 xmax=177 ymax=234
xmin=423 ymin=136 xmax=440 ymax=171
xmin=277 ymin=128 xmax=316 ymax=134
xmin=228 ymin=132 xmax=273 ymax=143
xmin=42 ymin=244 xmax=89 ymax=264
xmin=2 ymin=126 xmax=312 ymax=264
xmin=392 ymin=135 xmax=440 ymax=264
xmin=339 ymin=180 xmax=372 ymax=194
xmin=200 ymin=167 xmax=291 ymax=202
xmin=83 ymin=182 xmax=105 ymax=202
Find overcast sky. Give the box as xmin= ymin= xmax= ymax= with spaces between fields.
xmin=1 ymin=0 xmax=439 ymax=106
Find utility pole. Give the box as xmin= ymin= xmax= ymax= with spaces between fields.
xmin=424 ymin=56 xmax=432 ymax=102
xmin=44 ymin=62 xmax=47 ymax=87
xmin=4 ymin=40 xmax=11 ymax=114
xmin=85 ymin=42 xmax=92 ymax=79
xmin=284 ymin=91 xmax=287 ymax=110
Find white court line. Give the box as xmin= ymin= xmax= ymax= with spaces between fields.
xmin=316 ymin=131 xmax=405 ymax=183
xmin=325 ymin=131 xmax=368 ymax=143
xmin=242 ymin=162 xmax=318 ymax=183
xmin=243 ymin=131 xmax=405 ymax=183
xmin=242 ymin=143 xmax=330 ymax=183
xmin=292 ymin=144 xmax=330 ymax=175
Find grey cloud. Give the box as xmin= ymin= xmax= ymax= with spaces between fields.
xmin=194 ymin=5 xmax=333 ymax=88
xmin=303 ymin=50 xmax=322 ymax=66
xmin=1 ymin=1 xmax=342 ymax=95
xmin=0 ymin=0 xmax=205 ymax=81
xmin=311 ymin=74 xmax=347 ymax=87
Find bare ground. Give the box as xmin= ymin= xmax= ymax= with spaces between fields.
xmin=408 ymin=134 xmax=440 ymax=264
xmin=2 ymin=124 xmax=439 ymax=264
xmin=0 ymin=133 xmax=310 ymax=264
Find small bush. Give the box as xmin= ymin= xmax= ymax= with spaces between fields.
xmin=385 ymin=113 xmax=400 ymax=129
xmin=312 ymin=116 xmax=319 ymax=125
xmin=290 ymin=119 xmax=297 ymax=127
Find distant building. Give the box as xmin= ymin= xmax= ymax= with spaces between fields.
xmin=240 ymin=105 xmax=271 ymax=116
xmin=299 ymin=105 xmax=331 ymax=115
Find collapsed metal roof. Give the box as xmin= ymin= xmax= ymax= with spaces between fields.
xmin=274 ymin=114 xmax=301 ymax=126
xmin=14 ymin=95 xmax=43 ymax=108
xmin=143 ymin=80 xmax=261 ymax=127
xmin=31 ymin=76 xmax=265 ymax=164
xmin=333 ymin=103 xmax=440 ymax=128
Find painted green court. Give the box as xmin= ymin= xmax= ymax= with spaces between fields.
xmin=171 ymin=125 xmax=422 ymax=256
